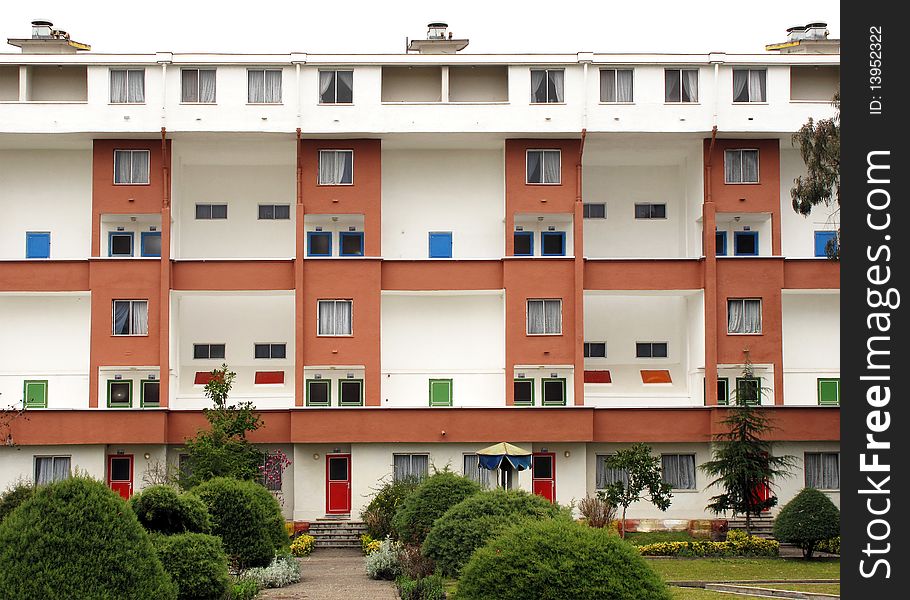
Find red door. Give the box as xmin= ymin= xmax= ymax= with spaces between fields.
xmin=108 ymin=455 xmax=133 ymax=499
xmin=754 ymin=478 xmax=773 ymax=512
xmin=532 ymin=453 xmax=556 ymax=503
xmin=326 ymin=454 xmax=351 ymax=514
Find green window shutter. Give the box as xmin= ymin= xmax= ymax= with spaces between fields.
xmin=514 ymin=379 xmax=535 ymax=406
xmin=541 ymin=378 xmax=567 ymax=406
xmin=717 ymin=378 xmax=729 ymax=406
xmin=338 ymin=379 xmax=364 ymax=407
xmin=818 ymin=378 xmax=840 ymax=406
xmin=429 ymin=379 xmax=453 ymax=407
xmin=735 ymin=377 xmax=761 ymax=406
xmin=306 ymin=379 xmax=331 ymax=407
xmin=24 ymin=380 xmax=48 ymax=409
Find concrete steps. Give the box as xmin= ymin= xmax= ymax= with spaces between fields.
xmin=308 ymin=518 xmax=366 ymax=549
xmin=727 ymin=516 xmax=775 ymax=539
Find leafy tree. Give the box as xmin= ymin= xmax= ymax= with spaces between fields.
xmin=774 ymin=488 xmax=840 ymax=558
xmin=791 ymin=93 xmax=840 ymax=258
xmin=179 ymin=365 xmax=265 ymax=489
xmin=700 ymin=356 xmax=795 ymax=535
xmin=599 ymin=443 xmax=672 ymax=538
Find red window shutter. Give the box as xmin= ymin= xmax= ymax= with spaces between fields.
xmin=194 ymin=371 xmax=215 ymax=385
xmin=255 ymin=371 xmax=285 ymax=385
xmin=640 ymin=369 xmax=672 ymax=384
xmin=584 ymin=370 xmax=612 ymax=383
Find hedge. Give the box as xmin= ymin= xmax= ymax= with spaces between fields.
xmin=0 ymin=482 xmax=34 ymax=524
xmin=773 ymin=488 xmax=840 ymax=558
xmin=635 ymin=530 xmax=779 ymax=557
xmin=152 ymin=532 xmax=230 ymax=600
xmin=392 ymin=471 xmax=480 ymax=544
xmin=130 ymin=485 xmax=212 ymax=535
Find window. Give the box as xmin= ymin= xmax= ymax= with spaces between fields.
xmin=715 ymin=378 xmax=730 ymax=405
xmin=141 ymin=379 xmax=160 ymax=407
xmin=715 ymin=231 xmax=727 ymax=256
xmin=112 ymin=300 xmax=148 ymax=336
xmin=513 ymin=231 xmax=534 ymax=256
xmin=661 ymin=454 xmax=696 ymax=489
xmin=733 ymin=68 xmax=767 ymax=103
xmin=24 ymin=380 xmax=48 ymax=409
xmin=178 ymin=453 xmax=193 ymax=481
xmin=318 ymin=150 xmax=353 ymax=185
xmin=339 ymin=379 xmax=363 ymax=407
xmin=463 ymin=454 xmax=494 ymax=488
xmin=193 ymin=344 xmax=226 ymax=360
xmin=307 ymin=231 xmax=332 ymax=256
xmin=107 ymin=379 xmax=132 ymax=408
xmin=25 ymin=232 xmax=50 ymax=259
xmin=254 ymin=371 xmax=285 ymax=385
xmin=724 ymin=150 xmax=760 ymax=183
xmin=513 ymin=379 xmax=534 ymax=406
xmin=254 ymin=343 xmax=287 ymax=359
xmin=181 ymin=68 xmax=216 ymax=103
xmin=805 ymin=452 xmax=839 ymax=489
xmin=34 ymin=456 xmax=70 ymax=485
xmin=727 ymin=298 xmax=762 ymax=334
xmin=247 ymin=69 xmax=282 ymax=103
xmin=526 ymin=150 xmax=561 ymax=184
xmin=540 ymin=231 xmax=566 ymax=256
xmin=542 ymin=378 xmax=566 ymax=406
xmin=258 ymin=204 xmax=291 ymax=220
xmin=665 ymin=69 xmax=698 ymax=103
xmin=428 ymin=232 xmax=453 ymax=258
xmin=634 ymin=203 xmax=666 ymax=219
xmin=141 ymin=232 xmax=161 ymax=257
xmin=814 ymin=231 xmax=838 ymax=257
xmin=195 ymin=204 xmax=228 ymax=220
xmin=583 ymin=203 xmax=606 ymax=219
xmin=306 ymin=379 xmax=331 ymax=406
xmin=636 ymin=342 xmax=668 ymax=358
xmin=108 ymin=232 xmax=134 ymax=257
xmin=339 ymin=232 xmax=364 ymax=256
xmin=584 ymin=342 xmax=607 ymax=358
xmin=600 ymin=69 xmax=633 ymax=102
xmin=734 ymin=231 xmax=759 ymax=256
xmin=110 ymin=69 xmax=145 ymax=103
xmin=734 ymin=377 xmax=761 ymax=406
xmin=319 ymin=70 xmax=354 ymax=104
xmin=595 ymin=455 xmax=629 ymax=489
xmin=261 ymin=456 xmax=283 ymax=491
xmin=317 ymin=300 xmax=353 ymax=336
xmin=527 ymin=299 xmax=562 ymax=335
xmin=114 ymin=150 xmax=150 ymax=184
xmin=818 ymin=378 xmax=840 ymax=406
xmin=530 ymin=69 xmax=564 ymax=103
xmin=394 ymin=454 xmax=429 ymax=482
xmin=429 ymin=379 xmax=453 ymax=407
xmin=641 ymin=369 xmax=672 ymax=384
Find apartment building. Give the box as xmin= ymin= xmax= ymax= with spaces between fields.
xmin=0 ymin=21 xmax=840 ymax=522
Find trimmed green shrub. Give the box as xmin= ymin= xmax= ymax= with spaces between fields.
xmin=0 ymin=476 xmax=177 ymax=600
xmin=636 ymin=530 xmax=779 ymax=557
xmin=242 ymin=553 xmax=301 ymax=589
xmin=392 ymin=471 xmax=480 ymax=544
xmin=361 ymin=476 xmax=420 ymax=539
xmin=152 ymin=532 xmax=230 ymax=600
xmin=229 ymin=578 xmax=260 ymax=600
xmin=774 ymin=487 xmax=840 ymax=558
xmin=192 ymin=477 xmax=288 ymax=568
xmin=423 ymin=489 xmax=563 ymax=576
xmin=457 ymin=518 xmax=671 ymax=600
xmin=0 ymin=481 xmax=34 ymax=524
xmin=397 ymin=573 xmax=446 ymax=600
xmin=131 ymin=485 xmax=212 ymax=534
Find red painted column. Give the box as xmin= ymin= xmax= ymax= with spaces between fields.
xmin=703 ymin=201 xmax=718 ymax=406
xmin=295 ymin=130 xmax=305 ymax=407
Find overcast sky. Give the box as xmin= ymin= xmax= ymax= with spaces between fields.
xmin=2 ymin=0 xmax=839 ymax=55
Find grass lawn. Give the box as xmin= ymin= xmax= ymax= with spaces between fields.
xmin=759 ymin=582 xmax=840 ymax=594
xmin=647 ymin=557 xmax=840 ymax=582
xmin=670 ymin=587 xmax=770 ymax=600
xmin=625 ymin=531 xmax=699 ymax=545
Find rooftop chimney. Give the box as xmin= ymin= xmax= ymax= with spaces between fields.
xmin=7 ymin=20 xmax=91 ymax=54
xmin=766 ymin=21 xmax=837 ymax=54
xmin=407 ymin=22 xmax=469 ymax=54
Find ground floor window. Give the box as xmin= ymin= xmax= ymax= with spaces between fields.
xmin=805 ymin=452 xmax=840 ymax=490
xmin=463 ymin=453 xmax=495 ymax=489
xmin=661 ymin=454 xmax=696 ymax=490
xmin=34 ymin=456 xmax=71 ymax=485
xmin=595 ymin=454 xmax=629 ymax=489
xmin=393 ymin=453 xmax=429 ymax=482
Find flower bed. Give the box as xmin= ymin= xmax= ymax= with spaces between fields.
xmin=636 ymin=530 xmax=779 ymax=557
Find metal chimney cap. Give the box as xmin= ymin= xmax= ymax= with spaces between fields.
xmin=427 ymin=22 xmax=449 ymax=28
xmin=31 ymin=19 xmax=54 ymax=27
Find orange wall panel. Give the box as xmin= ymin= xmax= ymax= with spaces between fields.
xmin=584 ymin=259 xmax=704 ymax=290
xmin=381 ymin=260 xmax=503 ymax=291
xmin=172 ymin=260 xmax=294 ymax=291
xmin=0 ymin=261 xmax=90 ymax=291
xmin=704 ymin=139 xmax=781 ymax=214
xmin=783 ymin=259 xmax=840 ymax=289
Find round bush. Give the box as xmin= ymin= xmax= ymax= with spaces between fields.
xmin=152 ymin=532 xmax=230 ymax=600
xmin=424 ymin=489 xmax=563 ymax=576
xmin=130 ymin=485 xmax=212 ymax=534
xmin=457 ymin=518 xmax=671 ymax=600
xmin=0 ymin=482 xmax=34 ymax=524
xmin=392 ymin=471 xmax=480 ymax=544
xmin=361 ymin=477 xmax=420 ymax=540
xmin=0 ymin=477 xmax=177 ymax=599
xmin=192 ymin=477 xmax=287 ymax=568
xmin=773 ymin=487 xmax=840 ymax=558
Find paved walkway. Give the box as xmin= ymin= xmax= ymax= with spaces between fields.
xmin=258 ymin=548 xmax=398 ymax=600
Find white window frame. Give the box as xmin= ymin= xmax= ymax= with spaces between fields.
xmin=393 ymin=453 xmax=429 ymax=482
xmin=180 ymin=68 xmax=216 ymax=104
xmin=724 ymin=149 xmax=760 ymax=184
xmin=247 ymin=68 xmax=283 ymax=104
xmin=318 ymin=150 xmax=354 ymax=185
xmin=660 ymin=453 xmax=697 ymax=490
xmin=34 ymin=455 xmax=71 ymax=485
xmin=526 ymin=298 xmax=562 ymax=336
xmin=317 ymin=299 xmax=353 ymax=336
xmin=732 ymin=68 xmax=767 ymax=103
xmin=318 ymin=69 xmax=354 ymax=104
xmin=112 ymin=299 xmax=149 ymax=336
xmin=804 ymin=452 xmax=840 ymax=490
xmin=257 ymin=204 xmax=291 ymax=220
xmin=195 ymin=203 xmax=228 ymax=220
xmin=595 ymin=454 xmax=630 ymax=490
xmin=727 ymin=298 xmax=763 ymax=334
xmin=110 ymin=68 xmax=145 ymax=104
xmin=463 ymin=453 xmax=495 ymax=489
xmin=526 ymin=149 xmax=561 ymax=185
xmin=599 ymin=68 xmax=634 ymax=103
xmin=530 ymin=68 xmax=565 ymax=103
xmin=113 ymin=150 xmax=150 ymax=185
xmin=664 ymin=68 xmax=699 ymax=103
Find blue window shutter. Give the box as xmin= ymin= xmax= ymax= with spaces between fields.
xmin=428 ymin=232 xmax=452 ymax=258
xmin=715 ymin=231 xmax=727 ymax=256
xmin=814 ymin=231 xmax=836 ymax=257
xmin=26 ymin=232 xmax=50 ymax=259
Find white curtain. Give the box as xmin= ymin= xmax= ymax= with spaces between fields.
xmin=114 ymin=301 xmax=131 ymax=335
xmin=742 ymin=150 xmax=759 ymax=182
xmin=727 ymin=299 xmax=744 ymax=333
xmin=805 ymin=453 xmax=839 ymax=489
xmin=35 ymin=457 xmax=53 ymax=485
xmin=110 ymin=70 xmax=128 ymax=103
xmin=743 ymin=299 xmax=761 ymax=333
xmin=596 ymin=456 xmax=629 ymax=489
xmin=182 ymin=69 xmax=198 ymax=102
xmin=248 ymin=70 xmax=264 ymax=103
xmin=544 ymin=299 xmax=561 ymax=334
xmin=543 ymin=150 xmax=561 ymax=183
xmin=114 ymin=151 xmax=132 ymax=183
xmin=318 ymin=301 xmax=334 ymax=334
xmin=335 ymin=300 xmax=352 ymax=334
xmin=394 ymin=455 xmax=428 ymax=481
xmin=131 ymin=150 xmax=149 ymax=184
xmin=526 ymin=151 xmax=542 ymax=183
xmin=600 ymin=70 xmax=616 ymax=102
xmin=749 ymin=70 xmax=766 ymax=102
xmin=53 ymin=457 xmax=70 ymax=482
xmin=336 ymin=71 xmax=353 ymax=103
xmin=127 ymin=69 xmax=145 ymax=103
xmin=264 ymin=70 xmax=282 ymax=103
xmin=616 ymin=69 xmax=633 ymax=102
xmin=318 ymin=300 xmax=351 ymax=335
xmin=665 ymin=69 xmax=680 ymax=102
xmin=527 ymin=300 xmax=545 ymax=334
xmin=319 ymin=71 xmax=334 ymax=103
xmin=547 ymin=69 xmax=564 ymax=102
xmin=463 ymin=454 xmax=494 ymax=489
xmin=319 ymin=151 xmax=352 ymax=184
xmin=530 ymin=70 xmax=547 ymax=102
xmin=682 ymin=70 xmax=698 ymax=102
xmin=199 ymin=70 xmax=216 ymax=103
xmin=662 ymin=455 xmax=696 ymax=489
xmin=733 ymin=70 xmax=749 ymax=102
xmin=132 ymin=301 xmax=149 ymax=335
xmin=724 ymin=150 xmax=742 ymax=183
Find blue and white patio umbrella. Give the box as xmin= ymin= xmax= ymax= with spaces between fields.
xmin=476 ymin=442 xmax=532 ymax=488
